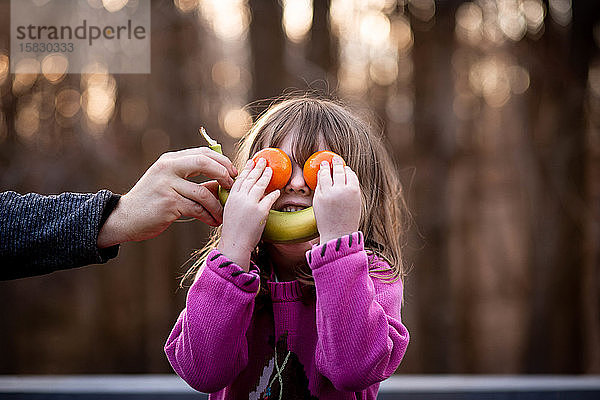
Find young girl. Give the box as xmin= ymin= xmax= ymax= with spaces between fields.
xmin=165 ymin=96 xmax=410 ymax=399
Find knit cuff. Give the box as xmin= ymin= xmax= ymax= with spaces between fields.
xmin=306 ymin=231 xmax=364 ymax=270
xmin=96 ymin=192 xmax=121 ymax=262
xmin=205 ymin=249 xmax=261 ymax=293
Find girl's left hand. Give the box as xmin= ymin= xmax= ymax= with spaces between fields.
xmin=313 ymin=156 xmax=362 ymax=244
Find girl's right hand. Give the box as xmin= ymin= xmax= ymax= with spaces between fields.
xmin=217 ymin=158 xmax=280 ymax=270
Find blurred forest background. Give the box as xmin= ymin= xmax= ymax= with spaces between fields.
xmin=1 ymin=0 xmax=599 ymax=375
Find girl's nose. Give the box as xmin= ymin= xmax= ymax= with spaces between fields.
xmin=284 ymin=164 xmax=310 ymax=195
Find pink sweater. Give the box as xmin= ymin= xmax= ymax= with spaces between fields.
xmin=165 ymin=231 xmax=409 ymax=399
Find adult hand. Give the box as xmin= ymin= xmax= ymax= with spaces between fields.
xmin=97 ymin=147 xmax=237 ymax=248
xmin=313 ymin=156 xmax=362 ymax=244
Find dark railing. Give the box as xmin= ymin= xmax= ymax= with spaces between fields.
xmin=1 ymin=375 xmax=599 ymax=399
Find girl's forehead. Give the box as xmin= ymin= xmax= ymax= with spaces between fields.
xmin=277 ymin=133 xmax=326 ymax=150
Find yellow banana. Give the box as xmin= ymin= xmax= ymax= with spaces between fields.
xmin=201 ymin=127 xmax=318 ymax=243
xmin=218 ymin=187 xmax=318 ymax=243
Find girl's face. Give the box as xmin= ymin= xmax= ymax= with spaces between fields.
xmin=269 ymin=133 xmax=326 ymax=253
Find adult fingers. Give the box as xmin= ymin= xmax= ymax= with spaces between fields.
xmin=164 ymin=147 xmax=238 ymax=178
xmin=201 ymin=180 xmax=220 ymax=199
xmin=171 ymin=155 xmax=236 ymax=189
xmin=331 ymin=156 xmax=346 ymax=186
xmin=179 ymin=199 xmax=220 ymax=226
xmin=173 ymin=180 xmax=223 ymax=225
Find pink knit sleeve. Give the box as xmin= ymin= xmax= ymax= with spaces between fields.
xmin=164 ymin=249 xmax=260 ymax=393
xmin=306 ymin=231 xmax=409 ymax=392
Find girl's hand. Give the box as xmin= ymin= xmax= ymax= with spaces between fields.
xmin=313 ymin=156 xmax=362 ymax=244
xmin=217 ymin=158 xmax=280 ymax=270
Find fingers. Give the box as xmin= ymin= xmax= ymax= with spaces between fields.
xmin=173 ymin=180 xmax=223 ymax=225
xmin=166 ymin=147 xmax=238 ymax=178
xmin=345 ymin=166 xmax=360 ymax=188
xmin=249 ymin=166 xmax=272 ymax=199
xmin=331 ymin=156 xmax=346 ymax=185
xmin=259 ymin=189 xmax=281 ymax=212
xmin=231 ymin=160 xmax=254 ymax=192
xmin=317 ymin=158 xmax=360 ymax=194
xmin=317 ymin=160 xmax=333 ymax=190
xmin=240 ymin=158 xmax=267 ymax=194
xmin=174 ymin=155 xmax=235 ymax=189
xmin=177 ymin=195 xmax=220 ymax=226
xmin=201 ymin=180 xmax=220 ymax=199
xmin=159 ymin=149 xmax=236 ymax=189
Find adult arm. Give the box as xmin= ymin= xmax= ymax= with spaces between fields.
xmin=0 ymin=147 xmax=237 ymax=280
xmin=164 ymin=249 xmax=260 ymax=392
xmin=307 ymin=231 xmax=410 ymax=391
xmin=0 ymin=190 xmax=120 ymax=280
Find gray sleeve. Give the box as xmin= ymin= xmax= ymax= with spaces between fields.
xmin=0 ymin=190 xmax=121 ymax=280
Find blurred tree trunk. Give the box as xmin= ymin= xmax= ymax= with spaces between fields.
xmin=306 ymin=0 xmax=337 ymax=89
xmin=524 ymin=0 xmax=599 ymax=374
xmin=249 ymin=0 xmax=285 ymax=111
xmin=408 ymin=2 xmax=458 ymax=373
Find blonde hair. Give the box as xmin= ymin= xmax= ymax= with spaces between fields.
xmin=182 ymin=95 xmax=410 ymax=288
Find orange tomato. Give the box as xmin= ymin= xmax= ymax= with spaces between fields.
xmin=303 ymin=150 xmax=345 ymax=190
xmin=252 ymin=148 xmax=292 ymax=193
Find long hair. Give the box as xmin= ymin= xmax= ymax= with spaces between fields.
xmin=182 ymin=95 xmax=410 ymax=290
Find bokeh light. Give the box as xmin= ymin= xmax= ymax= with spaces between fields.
xmin=0 ymin=53 xmax=9 ymax=86
xmin=331 ymin=0 xmax=412 ymax=98
xmin=15 ymin=99 xmax=40 ymax=141
xmin=338 ymin=63 xmax=369 ymax=94
xmin=386 ymin=92 xmax=414 ymax=124
xmin=469 ymin=57 xmax=512 ymax=108
xmin=392 ymin=16 xmax=414 ymax=54
xmin=409 ymin=0 xmax=436 ymax=22
xmin=508 ymin=65 xmax=530 ymax=94
xmin=521 ymin=0 xmax=545 ymax=35
xmin=83 ymin=85 xmax=116 ymax=125
xmin=360 ymin=11 xmax=390 ymax=47
xmin=282 ymin=0 xmax=313 ymax=43
xmin=12 ymin=59 xmax=40 ymax=96
xmin=103 ymin=0 xmax=128 ymax=12
xmin=174 ymin=0 xmax=198 ymax=14
xmin=220 ymin=107 xmax=252 ymax=138
xmin=55 ymin=88 xmax=82 ymax=119
xmin=199 ymin=0 xmax=250 ymax=41
xmin=370 ymin=55 xmax=398 ymax=86
xmin=498 ymin=3 xmax=527 ymax=41
xmin=548 ymin=0 xmax=572 ymax=27
xmin=81 ymin=64 xmax=117 ymax=130
xmin=211 ymin=60 xmax=242 ymax=89
xmin=41 ymin=54 xmax=69 ymax=84
xmin=456 ymin=2 xmax=484 ymax=45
